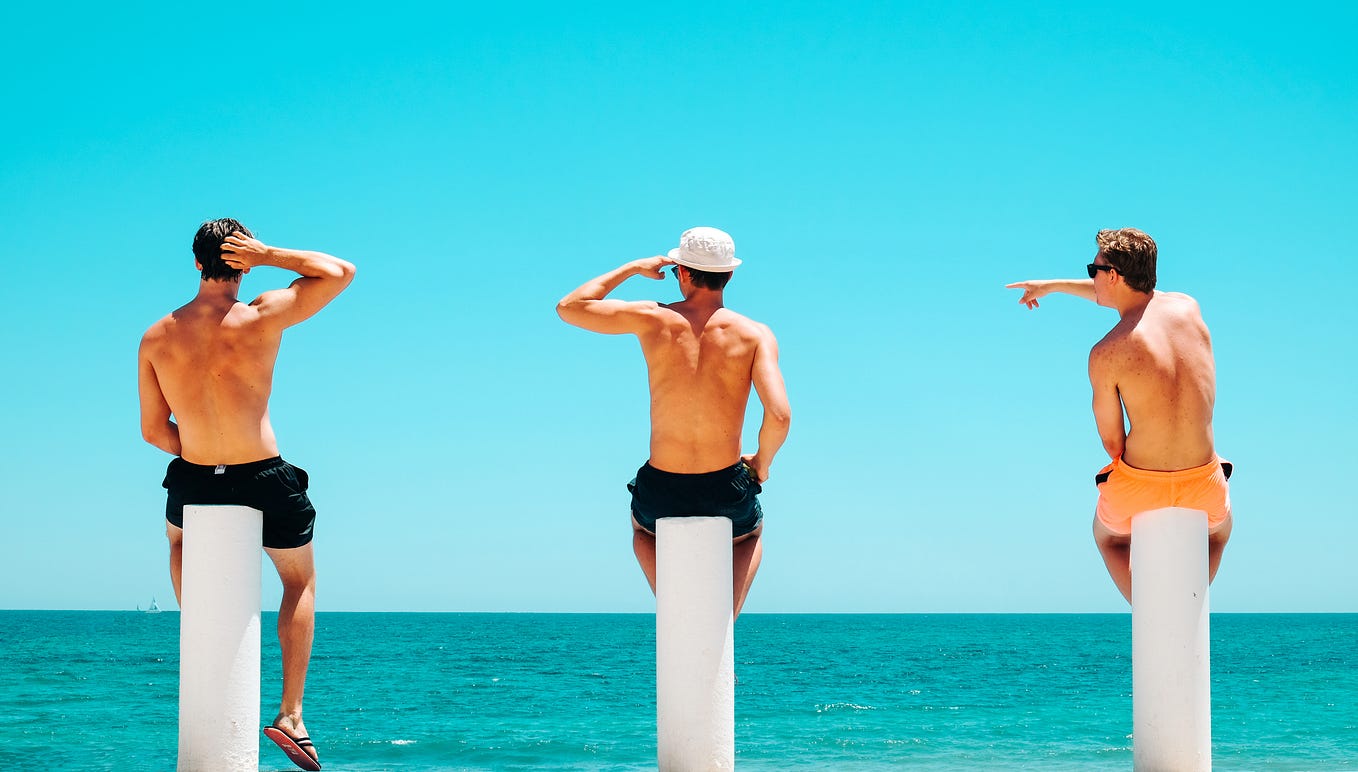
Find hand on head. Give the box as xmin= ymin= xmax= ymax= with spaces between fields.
xmin=220 ymin=231 xmax=268 ymax=273
xmin=631 ymin=255 xmax=675 ymax=280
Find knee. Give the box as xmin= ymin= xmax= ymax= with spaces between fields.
xmin=288 ymin=572 xmax=317 ymax=593
xmin=277 ymin=569 xmax=317 ymax=599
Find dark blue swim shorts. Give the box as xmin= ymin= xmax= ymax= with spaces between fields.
xmin=628 ymin=460 xmax=764 ymax=538
xmin=163 ymin=456 xmax=316 ymax=549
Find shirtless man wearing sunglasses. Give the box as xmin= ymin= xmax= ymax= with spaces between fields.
xmin=1007 ymin=228 xmax=1232 ymax=603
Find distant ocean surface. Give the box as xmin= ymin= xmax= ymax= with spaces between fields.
xmin=1 ymin=612 xmax=1354 ymax=770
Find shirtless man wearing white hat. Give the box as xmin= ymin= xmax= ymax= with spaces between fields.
xmin=557 ymin=227 xmax=791 ymax=617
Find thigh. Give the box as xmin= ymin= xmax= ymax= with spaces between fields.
xmin=1092 ymin=513 xmax=1130 ymax=548
xmin=264 ymin=542 xmax=316 ymax=587
xmin=732 ymin=522 xmax=763 ymax=545
xmin=1208 ymin=512 xmax=1233 ymax=545
xmin=631 ymin=512 xmax=657 ymax=536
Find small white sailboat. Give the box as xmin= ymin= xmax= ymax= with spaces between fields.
xmin=138 ymin=596 xmax=163 ymax=613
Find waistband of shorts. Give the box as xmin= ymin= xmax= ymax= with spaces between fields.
xmin=1114 ymin=456 xmax=1228 ymax=481
xmin=175 ymin=456 xmax=285 ymax=475
xmin=639 ymin=460 xmax=748 ymax=481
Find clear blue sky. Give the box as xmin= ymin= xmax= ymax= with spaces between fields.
xmin=2 ymin=1 xmax=1353 ymax=613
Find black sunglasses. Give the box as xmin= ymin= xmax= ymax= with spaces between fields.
xmin=670 ymin=266 xmax=680 ymax=278
xmin=1086 ymin=263 xmax=1115 ymax=279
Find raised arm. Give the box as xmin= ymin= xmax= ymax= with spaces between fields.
xmin=742 ymin=327 xmax=791 ymax=483
xmin=1088 ymin=346 xmax=1126 ymax=460
xmin=556 ymin=256 xmax=671 ymax=335
xmin=1005 ymin=279 xmax=1096 ymax=309
xmin=220 ymin=232 xmax=356 ymax=329
xmin=138 ymin=332 xmax=181 ymax=456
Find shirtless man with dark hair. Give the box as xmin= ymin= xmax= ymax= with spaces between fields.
xmin=557 ymin=227 xmax=791 ymax=617
xmin=1007 ymin=228 xmax=1232 ymax=603
xmin=138 ymin=219 xmax=355 ymax=771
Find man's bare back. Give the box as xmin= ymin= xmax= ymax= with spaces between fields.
xmin=640 ymin=301 xmax=778 ymax=474
xmin=1090 ymin=291 xmax=1217 ymax=472
xmin=138 ymin=229 xmax=355 ymax=465
xmin=140 ymin=295 xmax=285 ymax=465
xmin=556 ymin=250 xmax=789 ymax=483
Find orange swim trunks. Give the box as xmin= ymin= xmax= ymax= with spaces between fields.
xmin=1094 ymin=457 xmax=1233 ymax=536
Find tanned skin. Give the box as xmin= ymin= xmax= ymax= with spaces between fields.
xmin=557 ymin=256 xmax=791 ymax=617
xmin=138 ymin=231 xmax=354 ymax=766
xmin=1007 ymin=253 xmax=1230 ymax=603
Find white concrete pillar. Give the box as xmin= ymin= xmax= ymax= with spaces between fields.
xmin=1131 ymin=506 xmax=1212 ymax=772
xmin=177 ymin=505 xmax=263 ymax=772
xmin=656 ymin=516 xmax=735 ymax=771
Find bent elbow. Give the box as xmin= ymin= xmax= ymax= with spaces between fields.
xmin=770 ymin=404 xmax=792 ymax=429
xmin=335 ymin=260 xmax=357 ymax=285
xmin=556 ymin=297 xmax=578 ymax=322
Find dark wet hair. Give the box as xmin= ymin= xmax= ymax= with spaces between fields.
xmin=192 ymin=218 xmax=252 ymax=282
xmin=1096 ymin=228 xmax=1157 ymax=293
xmin=683 ymin=266 xmax=733 ymax=290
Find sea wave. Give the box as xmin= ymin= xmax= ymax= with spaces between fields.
xmin=816 ymin=702 xmax=878 ymax=713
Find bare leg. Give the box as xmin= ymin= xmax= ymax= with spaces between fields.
xmin=1095 ymin=511 xmax=1232 ymax=606
xmin=166 ymin=523 xmax=184 ymax=607
xmin=632 ymin=519 xmax=658 ymax=594
xmin=1093 ymin=516 xmax=1133 ymax=605
xmin=633 ymin=518 xmax=763 ymax=618
xmin=264 ymin=543 xmax=318 ymax=765
xmin=1208 ymin=514 xmax=1233 ymax=583
xmin=732 ymin=527 xmax=763 ymax=619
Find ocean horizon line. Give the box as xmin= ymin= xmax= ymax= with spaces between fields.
xmin=5 ymin=607 xmax=1355 ymax=615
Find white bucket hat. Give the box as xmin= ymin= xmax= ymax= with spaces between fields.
xmin=667 ymin=226 xmax=741 ymax=272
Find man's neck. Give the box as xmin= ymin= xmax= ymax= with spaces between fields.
xmin=1114 ymin=290 xmax=1153 ymax=320
xmin=196 ymin=278 xmax=243 ymax=304
xmin=678 ymin=287 xmax=725 ymax=308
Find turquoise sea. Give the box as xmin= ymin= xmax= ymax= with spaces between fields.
xmin=1 ymin=612 xmax=1354 ymax=770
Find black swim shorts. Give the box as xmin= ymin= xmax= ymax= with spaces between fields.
xmin=628 ymin=460 xmax=764 ymax=538
xmin=163 ymin=456 xmax=316 ymax=549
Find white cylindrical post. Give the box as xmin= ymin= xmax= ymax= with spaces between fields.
xmin=656 ymin=516 xmax=735 ymax=772
xmin=1131 ymin=506 xmax=1211 ymax=772
xmin=178 ymin=505 xmax=263 ymax=772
